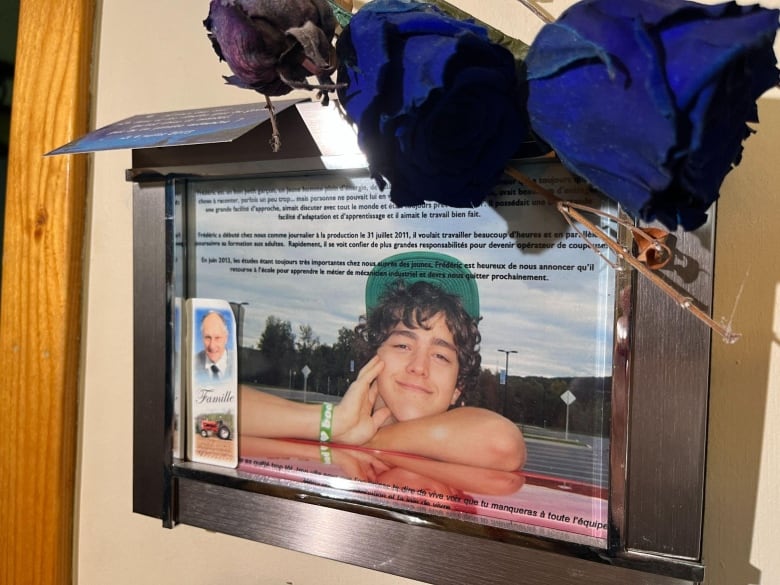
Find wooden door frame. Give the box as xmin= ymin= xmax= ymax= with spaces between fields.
xmin=0 ymin=1 xmax=95 ymax=584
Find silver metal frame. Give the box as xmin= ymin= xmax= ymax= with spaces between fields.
xmin=132 ymin=153 xmax=713 ymax=584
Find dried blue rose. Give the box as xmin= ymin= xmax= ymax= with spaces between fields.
xmin=526 ymin=0 xmax=780 ymax=231
xmin=336 ymin=0 xmax=527 ymax=207
xmin=204 ymin=0 xmax=339 ymax=98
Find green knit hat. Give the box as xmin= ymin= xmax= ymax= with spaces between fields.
xmin=365 ymin=251 xmax=480 ymax=320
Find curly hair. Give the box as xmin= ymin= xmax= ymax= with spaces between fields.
xmin=354 ymin=280 xmax=481 ymax=402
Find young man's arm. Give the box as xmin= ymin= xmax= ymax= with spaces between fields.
xmin=238 ymin=389 xmax=323 ymax=440
xmin=239 ymin=356 xmax=391 ymax=443
xmin=364 ymin=407 xmax=526 ymax=471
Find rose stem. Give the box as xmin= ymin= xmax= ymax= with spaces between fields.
xmin=265 ymin=95 xmax=281 ymax=152
xmin=514 ymin=0 xmax=555 ymax=24
xmin=503 ymin=166 xmax=741 ymax=343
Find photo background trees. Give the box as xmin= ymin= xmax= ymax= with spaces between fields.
xmin=238 ymin=314 xmax=610 ymax=435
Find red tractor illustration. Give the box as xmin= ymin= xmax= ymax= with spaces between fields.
xmin=199 ymin=418 xmax=232 ymax=440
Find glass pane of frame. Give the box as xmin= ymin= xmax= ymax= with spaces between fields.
xmin=173 ymin=160 xmax=619 ymax=548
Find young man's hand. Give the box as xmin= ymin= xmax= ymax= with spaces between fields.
xmin=332 ymin=356 xmax=391 ymax=445
xmin=331 ymin=447 xmax=391 ymax=482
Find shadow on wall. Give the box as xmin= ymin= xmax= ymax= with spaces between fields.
xmin=0 ymin=61 xmax=11 ymax=295
xmin=705 ymin=95 xmax=780 ymax=585
xmin=0 ymin=0 xmax=19 ymax=295
xmin=1 ymin=58 xmax=12 ymax=189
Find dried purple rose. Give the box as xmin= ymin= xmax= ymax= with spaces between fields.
xmin=204 ymin=0 xmax=342 ymax=149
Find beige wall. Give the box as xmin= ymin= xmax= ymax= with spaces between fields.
xmin=78 ymin=1 xmax=780 ymax=583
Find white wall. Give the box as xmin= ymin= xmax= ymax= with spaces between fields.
xmin=78 ymin=1 xmax=780 ymax=584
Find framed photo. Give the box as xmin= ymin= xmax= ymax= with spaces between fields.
xmin=181 ymin=162 xmax=613 ymax=546
xmin=132 ymin=110 xmax=712 ymax=585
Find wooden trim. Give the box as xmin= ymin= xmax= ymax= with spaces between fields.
xmin=0 ymin=1 xmax=94 ymax=584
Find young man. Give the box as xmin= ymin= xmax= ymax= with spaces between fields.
xmin=239 ymin=251 xmax=526 ymax=472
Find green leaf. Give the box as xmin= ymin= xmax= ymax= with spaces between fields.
xmin=427 ymin=0 xmax=530 ymax=63
xmin=327 ymin=0 xmax=354 ymax=28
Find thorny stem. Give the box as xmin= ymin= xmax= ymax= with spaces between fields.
xmin=559 ymin=208 xmax=622 ymax=270
xmin=503 ymin=166 xmax=741 ymax=343
xmin=564 ymin=204 xmax=740 ymax=343
xmin=515 ymin=0 xmax=555 ymax=24
xmin=265 ymin=95 xmax=281 ymax=153
xmin=562 ymin=201 xmax=672 ymax=270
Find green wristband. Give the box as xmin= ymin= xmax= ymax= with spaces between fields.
xmin=319 ymin=402 xmax=334 ymax=442
xmin=319 ymin=444 xmax=333 ymax=464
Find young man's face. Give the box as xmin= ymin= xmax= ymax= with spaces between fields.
xmin=201 ymin=313 xmax=228 ymax=363
xmin=374 ymin=312 xmax=461 ymax=423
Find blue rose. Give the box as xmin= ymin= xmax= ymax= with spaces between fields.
xmin=336 ymin=0 xmax=527 ymax=207
xmin=526 ymin=0 xmax=780 ymax=230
